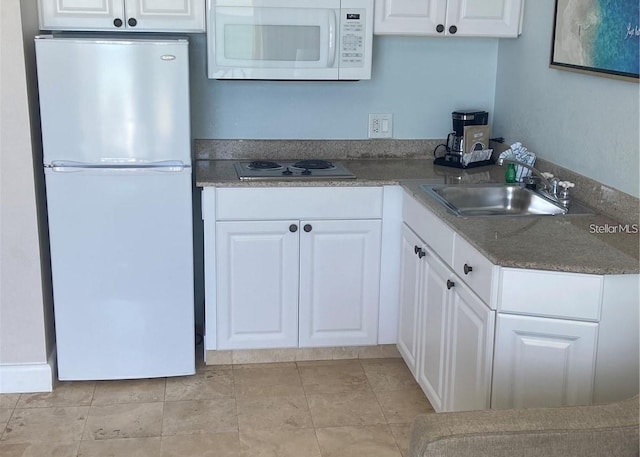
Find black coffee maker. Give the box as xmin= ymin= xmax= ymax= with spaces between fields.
xmin=446 ymin=110 xmax=489 ymax=155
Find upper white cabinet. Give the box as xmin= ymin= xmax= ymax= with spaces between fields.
xmin=38 ymin=0 xmax=205 ymax=32
xmin=374 ymin=0 xmax=523 ymax=37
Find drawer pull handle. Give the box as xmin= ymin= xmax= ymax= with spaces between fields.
xmin=463 ymin=263 xmax=473 ymax=275
xmin=446 ymin=279 xmax=455 ymax=290
xmin=304 ymin=224 xmax=312 ymax=232
xmin=289 ymin=224 xmax=298 ymax=233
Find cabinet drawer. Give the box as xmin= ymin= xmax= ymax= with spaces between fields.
xmin=216 ymin=187 xmax=383 ymax=220
xmin=452 ymin=235 xmax=497 ymax=307
xmin=498 ymin=268 xmax=603 ymax=321
xmin=402 ymin=191 xmax=454 ymax=265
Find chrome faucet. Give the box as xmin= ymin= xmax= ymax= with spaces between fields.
xmin=497 ymin=157 xmax=568 ymax=206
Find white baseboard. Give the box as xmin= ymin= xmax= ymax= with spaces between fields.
xmin=0 ymin=346 xmax=56 ymax=393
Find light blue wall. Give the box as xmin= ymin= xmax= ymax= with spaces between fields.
xmin=189 ymin=34 xmax=499 ymax=139
xmin=494 ymin=0 xmax=640 ymax=197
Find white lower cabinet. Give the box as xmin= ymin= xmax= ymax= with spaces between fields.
xmin=492 ymin=314 xmax=598 ymax=409
xmin=444 ymin=278 xmax=494 ymax=412
xmin=397 ymin=224 xmax=423 ymax=376
xmin=397 ymin=189 xmax=638 ymax=412
xmin=217 ymin=218 xmax=381 ymax=349
xmin=400 ymin=221 xmax=494 ymax=413
xmin=415 ymin=244 xmax=449 ymax=411
xmin=215 ymin=220 xmax=299 ymax=350
xmin=204 ymin=186 xmax=385 ymax=352
xmin=299 ymin=219 xmax=382 ymax=347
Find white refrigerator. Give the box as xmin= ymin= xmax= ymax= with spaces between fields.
xmin=35 ymin=36 xmax=195 ymax=380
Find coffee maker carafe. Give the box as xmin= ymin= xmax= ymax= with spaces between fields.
xmin=446 ymin=110 xmax=489 ymax=155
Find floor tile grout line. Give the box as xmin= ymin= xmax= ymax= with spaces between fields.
xmin=231 ymin=366 xmax=241 ymax=436
xmin=78 ymin=382 xmax=97 ymax=443
xmin=297 ymin=363 xmax=318 ymax=433
xmin=0 ymin=406 xmax=17 ymax=442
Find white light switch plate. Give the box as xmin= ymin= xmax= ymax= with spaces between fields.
xmin=368 ymin=114 xmax=393 ymax=139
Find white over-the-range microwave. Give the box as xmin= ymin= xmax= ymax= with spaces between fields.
xmin=207 ymin=0 xmax=374 ymax=80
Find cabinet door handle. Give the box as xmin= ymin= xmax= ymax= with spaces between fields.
xmin=418 ymin=249 xmax=426 ymax=259
xmin=414 ymin=245 xmax=420 ymax=254
xmin=446 ymin=279 xmax=455 ymax=290
xmin=289 ymin=224 xmax=298 ymax=233
xmin=128 ymin=17 xmax=137 ymax=27
xmin=303 ymin=224 xmax=312 ymax=232
xmin=449 ymin=25 xmax=457 ymax=34
xmin=436 ymin=24 xmax=445 ymax=33
xmin=463 ymin=263 xmax=473 ymax=275
xmin=113 ymin=18 xmax=123 ymax=27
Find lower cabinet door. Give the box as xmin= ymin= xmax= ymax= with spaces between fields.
xmin=416 ymin=248 xmax=450 ymax=412
xmin=444 ymin=279 xmax=495 ymax=412
xmin=216 ymin=220 xmax=300 ymax=349
xmin=396 ymin=224 xmax=424 ymax=376
xmin=492 ymin=314 xmax=598 ymax=409
xmin=298 ymin=219 xmax=382 ymax=347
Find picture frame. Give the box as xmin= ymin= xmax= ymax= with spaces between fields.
xmin=550 ymin=0 xmax=639 ymax=82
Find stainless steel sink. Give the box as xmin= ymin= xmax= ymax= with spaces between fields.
xmin=420 ymin=184 xmax=573 ymax=217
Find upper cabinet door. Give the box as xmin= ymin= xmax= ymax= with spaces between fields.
xmin=374 ymin=0 xmax=446 ymax=35
xmin=38 ymin=0 xmax=205 ymax=32
xmin=374 ymin=0 xmax=522 ymax=37
xmin=38 ymin=0 xmax=125 ymax=30
xmin=445 ymin=0 xmax=523 ymax=37
xmin=125 ymin=0 xmax=205 ymax=32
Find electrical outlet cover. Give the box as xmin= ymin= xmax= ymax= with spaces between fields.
xmin=368 ymin=114 xmax=393 ymax=138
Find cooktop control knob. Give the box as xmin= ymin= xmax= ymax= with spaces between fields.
xmin=282 ymin=167 xmax=293 ymax=175
xmin=302 ymin=169 xmax=312 ymax=175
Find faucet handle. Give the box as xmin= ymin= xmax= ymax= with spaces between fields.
xmin=558 ymin=181 xmax=575 ymax=189
xmin=541 ymin=172 xmax=554 ymax=179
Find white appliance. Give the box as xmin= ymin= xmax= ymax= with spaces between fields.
xmin=207 ymin=0 xmax=374 ymax=80
xmin=35 ymin=36 xmax=195 ymax=381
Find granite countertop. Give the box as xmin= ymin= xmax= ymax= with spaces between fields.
xmin=195 ymin=158 xmax=640 ymax=275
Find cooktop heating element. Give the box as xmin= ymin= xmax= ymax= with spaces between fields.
xmin=235 ymin=159 xmax=356 ymax=180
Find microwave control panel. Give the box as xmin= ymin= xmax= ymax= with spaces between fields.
xmin=339 ymin=10 xmax=366 ymax=68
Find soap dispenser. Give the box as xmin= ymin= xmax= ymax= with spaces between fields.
xmin=505 ymin=163 xmax=516 ymax=183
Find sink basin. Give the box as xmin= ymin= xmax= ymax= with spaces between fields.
xmin=421 ymin=184 xmax=569 ymax=217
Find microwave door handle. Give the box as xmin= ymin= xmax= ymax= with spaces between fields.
xmin=327 ymin=10 xmax=337 ymax=68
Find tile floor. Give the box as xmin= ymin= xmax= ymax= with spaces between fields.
xmin=0 ymin=357 xmax=434 ymax=457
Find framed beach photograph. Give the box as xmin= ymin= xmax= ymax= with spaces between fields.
xmin=550 ymin=0 xmax=639 ymax=82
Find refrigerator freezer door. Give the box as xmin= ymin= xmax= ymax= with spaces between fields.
xmin=45 ymin=167 xmax=195 ymax=380
xmin=36 ymin=37 xmax=191 ymax=165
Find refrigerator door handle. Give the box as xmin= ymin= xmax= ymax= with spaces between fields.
xmin=49 ymin=160 xmax=187 ymax=173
